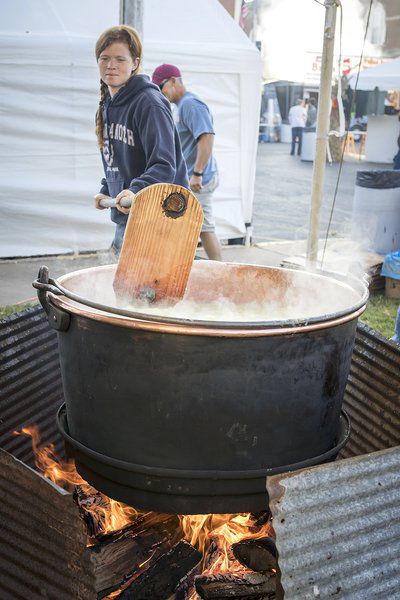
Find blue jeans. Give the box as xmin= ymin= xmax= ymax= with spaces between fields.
xmin=111 ymin=223 xmax=126 ymax=256
xmin=291 ymin=127 xmax=304 ymax=155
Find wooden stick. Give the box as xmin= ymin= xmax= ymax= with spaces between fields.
xmin=306 ymin=0 xmax=338 ymax=266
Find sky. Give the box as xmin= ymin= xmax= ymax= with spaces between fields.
xmin=257 ymin=0 xmax=387 ymax=82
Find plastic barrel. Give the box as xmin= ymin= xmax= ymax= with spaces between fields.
xmin=351 ymin=170 xmax=400 ymax=254
xmin=301 ymin=127 xmax=316 ymax=162
xmin=280 ymin=123 xmax=292 ymax=143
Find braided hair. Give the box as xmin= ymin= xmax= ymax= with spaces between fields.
xmin=95 ymin=25 xmax=142 ymax=148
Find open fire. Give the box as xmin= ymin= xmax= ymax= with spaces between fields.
xmin=15 ymin=426 xmax=141 ymax=536
xmin=15 ymin=426 xmax=280 ymax=599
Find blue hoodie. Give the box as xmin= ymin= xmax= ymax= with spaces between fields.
xmin=99 ymin=74 xmax=189 ymax=225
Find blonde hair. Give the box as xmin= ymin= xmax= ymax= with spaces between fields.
xmin=95 ymin=25 xmax=142 ymax=148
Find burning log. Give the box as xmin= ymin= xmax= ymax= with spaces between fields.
xmin=73 ymin=485 xmax=108 ymax=538
xmin=118 ymin=540 xmax=202 ymax=599
xmin=90 ymin=514 xmax=181 ymax=597
xmin=194 ymin=572 xmax=276 ymax=599
xmin=250 ymin=510 xmax=272 ymax=528
xmin=174 ymin=562 xmax=202 ymax=600
xmin=175 ymin=540 xmax=220 ymax=599
xmin=231 ymin=537 xmax=278 ymax=573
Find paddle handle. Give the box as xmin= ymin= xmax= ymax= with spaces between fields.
xmin=99 ymin=197 xmax=132 ymax=209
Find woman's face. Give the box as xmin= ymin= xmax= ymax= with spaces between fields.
xmin=98 ymin=42 xmax=139 ymax=96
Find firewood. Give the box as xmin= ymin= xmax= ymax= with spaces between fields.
xmin=231 ymin=537 xmax=278 ymax=573
xmin=118 ymin=540 xmax=202 ymax=600
xmin=195 ymin=572 xmax=276 ymax=599
xmin=175 ymin=562 xmax=201 ymax=600
xmin=250 ymin=510 xmax=272 ymax=528
xmin=73 ymin=485 xmax=108 ymax=538
xmin=90 ymin=514 xmax=181 ymax=597
xmin=175 ymin=539 xmax=219 ymax=599
xmin=95 ymin=512 xmax=175 ymax=545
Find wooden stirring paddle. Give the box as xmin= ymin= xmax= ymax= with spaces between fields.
xmin=113 ymin=183 xmax=203 ymax=304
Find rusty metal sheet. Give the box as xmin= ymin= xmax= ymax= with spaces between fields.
xmin=0 ymin=305 xmax=65 ymax=465
xmin=342 ymin=322 xmax=400 ymax=458
xmin=0 ymin=448 xmax=96 ymax=599
xmin=267 ymin=322 xmax=400 ymax=599
xmin=268 ymin=446 xmax=400 ymax=600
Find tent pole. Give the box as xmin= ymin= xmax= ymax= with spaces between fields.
xmin=120 ymin=0 xmax=144 ymax=36
xmin=234 ymin=0 xmax=242 ymax=23
xmin=306 ymin=0 xmax=338 ymax=267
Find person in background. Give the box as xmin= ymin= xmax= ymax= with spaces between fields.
xmin=94 ymin=26 xmax=188 ymax=255
xmin=152 ymin=64 xmax=222 ymax=261
xmin=393 ymin=305 xmax=400 ymax=343
xmin=288 ymin=98 xmax=307 ymax=156
xmin=393 ymin=135 xmax=400 ymax=170
xmin=306 ymin=98 xmax=317 ymax=128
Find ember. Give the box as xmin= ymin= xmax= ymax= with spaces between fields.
xmin=16 ymin=427 xmax=280 ymax=599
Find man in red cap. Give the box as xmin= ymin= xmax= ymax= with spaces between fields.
xmin=152 ymin=64 xmax=222 ymax=261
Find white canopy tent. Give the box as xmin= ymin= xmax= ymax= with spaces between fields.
xmin=348 ymin=57 xmax=400 ymax=163
xmin=0 ymin=0 xmax=262 ymax=258
xmin=348 ymin=56 xmax=400 ymax=91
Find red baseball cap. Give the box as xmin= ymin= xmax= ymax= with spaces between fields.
xmin=152 ymin=64 xmax=181 ymax=87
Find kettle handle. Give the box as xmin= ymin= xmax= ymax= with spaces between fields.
xmin=32 ymin=266 xmax=71 ymax=331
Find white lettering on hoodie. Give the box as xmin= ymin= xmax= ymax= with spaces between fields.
xmin=108 ymin=122 xmax=134 ymax=147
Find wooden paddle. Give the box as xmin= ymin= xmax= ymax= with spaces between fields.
xmin=113 ymin=183 xmax=203 ymax=304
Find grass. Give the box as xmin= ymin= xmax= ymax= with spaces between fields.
xmin=0 ymin=301 xmax=38 ymax=319
xmin=360 ymin=292 xmax=399 ymax=339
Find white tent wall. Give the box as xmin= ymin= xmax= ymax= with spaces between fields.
xmin=143 ymin=0 xmax=262 ymax=234
xmin=0 ymin=0 xmax=261 ymax=258
xmin=348 ymin=56 xmax=400 ymax=91
xmin=0 ymin=0 xmax=120 ymax=258
xmin=0 ymin=34 xmax=115 ymax=257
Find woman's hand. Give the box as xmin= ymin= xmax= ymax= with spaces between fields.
xmin=115 ymin=189 xmax=136 ymax=214
xmin=94 ymin=193 xmax=110 ymax=210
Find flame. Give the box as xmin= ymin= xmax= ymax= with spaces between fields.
xmin=14 ymin=426 xmax=143 ymax=536
xmin=16 ymin=425 xmax=274 ymax=597
xmin=180 ymin=512 xmax=273 ymax=574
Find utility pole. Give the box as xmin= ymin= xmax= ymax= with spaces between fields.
xmin=306 ymin=0 xmax=339 ymax=267
xmin=120 ymin=0 xmax=144 ymax=37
